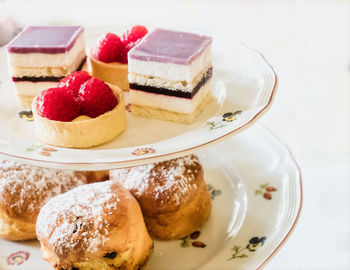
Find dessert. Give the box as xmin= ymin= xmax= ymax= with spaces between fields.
xmin=36 ymin=181 xmax=153 ymax=270
xmin=89 ymin=25 xmax=148 ymax=91
xmin=0 ymin=159 xmax=87 ymax=241
xmin=128 ymin=28 xmax=213 ymax=123
xmin=110 ymin=154 xmax=212 ymax=240
xmin=85 ymin=170 xmax=110 ymax=183
xmin=32 ymin=74 xmax=126 ymax=148
xmin=6 ymin=26 xmax=86 ymax=108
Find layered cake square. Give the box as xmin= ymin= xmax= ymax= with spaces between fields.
xmin=7 ymin=26 xmax=86 ymax=108
xmin=128 ymin=28 xmax=212 ymax=123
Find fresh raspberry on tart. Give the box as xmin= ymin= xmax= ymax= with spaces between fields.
xmin=36 ymin=87 xmax=80 ymax=122
xmin=121 ymin=25 xmax=148 ymax=46
xmin=92 ymin=32 xmax=123 ymax=63
xmin=78 ymin=78 xmax=118 ymax=118
xmin=89 ymin=25 xmax=148 ymax=90
xmin=91 ymin=26 xmax=148 ymax=64
xmin=119 ymin=38 xmax=142 ymax=64
xmin=58 ymin=71 xmax=92 ymax=97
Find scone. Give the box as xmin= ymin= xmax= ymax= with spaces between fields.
xmin=88 ymin=25 xmax=148 ymax=91
xmin=110 ymin=154 xmax=212 ymax=240
xmin=6 ymin=25 xmax=86 ymax=108
xmin=32 ymin=75 xmax=126 ymax=148
xmin=128 ymin=28 xmax=213 ymax=123
xmin=85 ymin=170 xmax=109 ymax=183
xmin=0 ymin=159 xmax=87 ymax=241
xmin=36 ymin=181 xmax=153 ymax=270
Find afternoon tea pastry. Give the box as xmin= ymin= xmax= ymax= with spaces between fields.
xmin=110 ymin=154 xmax=212 ymax=240
xmin=85 ymin=170 xmax=110 ymax=183
xmin=32 ymin=73 xmax=126 ymax=148
xmin=128 ymin=28 xmax=213 ymax=123
xmin=36 ymin=181 xmax=153 ymax=270
xmin=6 ymin=26 xmax=86 ymax=108
xmin=89 ymin=25 xmax=148 ymax=90
xmin=0 ymin=159 xmax=87 ymax=241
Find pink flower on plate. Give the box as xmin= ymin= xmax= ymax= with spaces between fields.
xmin=7 ymin=251 xmax=30 ymax=266
xmin=42 ymin=147 xmax=57 ymax=152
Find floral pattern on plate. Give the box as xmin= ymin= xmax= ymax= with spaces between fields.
xmin=131 ymin=147 xmax=156 ymax=156
xmin=180 ymin=230 xmax=207 ymax=248
xmin=255 ymin=183 xmax=278 ymax=200
xmin=228 ymin=237 xmax=267 ymax=261
xmin=206 ymin=111 xmax=242 ymax=130
xmin=6 ymin=251 xmax=30 ymax=266
xmin=26 ymin=145 xmax=58 ymax=157
xmin=18 ymin=110 xmax=34 ymax=121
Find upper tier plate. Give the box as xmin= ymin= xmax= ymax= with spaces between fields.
xmin=0 ymin=26 xmax=277 ymax=170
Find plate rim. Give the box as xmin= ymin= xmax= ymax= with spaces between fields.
xmin=0 ymin=35 xmax=278 ymax=168
xmin=256 ymin=125 xmax=303 ymax=270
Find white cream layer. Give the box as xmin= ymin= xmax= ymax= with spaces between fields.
xmin=128 ymin=65 xmax=210 ymax=93
xmin=128 ymin=45 xmax=211 ymax=82
xmin=9 ymin=50 xmax=86 ymax=78
xmin=14 ymin=81 xmax=57 ymax=96
xmin=7 ymin=34 xmax=85 ymax=68
xmin=130 ymin=79 xmax=211 ymax=114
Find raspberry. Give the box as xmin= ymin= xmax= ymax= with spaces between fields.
xmin=36 ymin=88 xmax=80 ymax=122
xmin=121 ymin=25 xmax=148 ymax=45
xmin=78 ymin=78 xmax=117 ymax=118
xmin=92 ymin=33 xmax=123 ymax=63
xmin=118 ymin=38 xmax=142 ymax=64
xmin=58 ymin=71 xmax=92 ymax=97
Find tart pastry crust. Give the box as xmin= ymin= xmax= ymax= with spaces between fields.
xmin=32 ymin=85 xmax=126 ymax=148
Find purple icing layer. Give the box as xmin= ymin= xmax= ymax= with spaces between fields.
xmin=7 ymin=26 xmax=84 ymax=54
xmin=129 ymin=28 xmax=212 ymax=65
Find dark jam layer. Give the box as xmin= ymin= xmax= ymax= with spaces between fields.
xmin=129 ymin=67 xmax=212 ymax=99
xmin=12 ymin=57 xmax=86 ymax=82
xmin=13 ymin=76 xmax=62 ymax=82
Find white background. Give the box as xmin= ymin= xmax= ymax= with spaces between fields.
xmin=1 ymin=0 xmax=350 ymax=269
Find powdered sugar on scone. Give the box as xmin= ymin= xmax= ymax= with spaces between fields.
xmin=37 ymin=182 xmax=120 ymax=257
xmin=0 ymin=159 xmax=87 ymax=222
xmin=111 ymin=155 xmax=200 ymax=206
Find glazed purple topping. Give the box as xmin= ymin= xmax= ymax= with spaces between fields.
xmin=6 ymin=26 xmax=84 ymax=54
xmin=129 ymin=28 xmax=212 ymax=65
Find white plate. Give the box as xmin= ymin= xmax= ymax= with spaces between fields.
xmin=0 ymin=124 xmax=302 ymax=270
xmin=0 ymin=26 xmax=277 ymax=170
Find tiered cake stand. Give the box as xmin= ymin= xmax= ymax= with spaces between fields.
xmin=0 ymin=27 xmax=301 ymax=270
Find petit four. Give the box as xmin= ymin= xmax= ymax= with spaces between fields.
xmin=128 ymin=28 xmax=213 ymax=123
xmin=6 ymin=26 xmax=86 ymax=108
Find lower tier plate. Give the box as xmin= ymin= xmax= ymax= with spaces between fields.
xmin=0 ymin=124 xmax=302 ymax=270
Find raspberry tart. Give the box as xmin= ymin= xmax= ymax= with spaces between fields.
xmin=88 ymin=25 xmax=148 ymax=91
xmin=32 ymin=72 xmax=126 ymax=148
